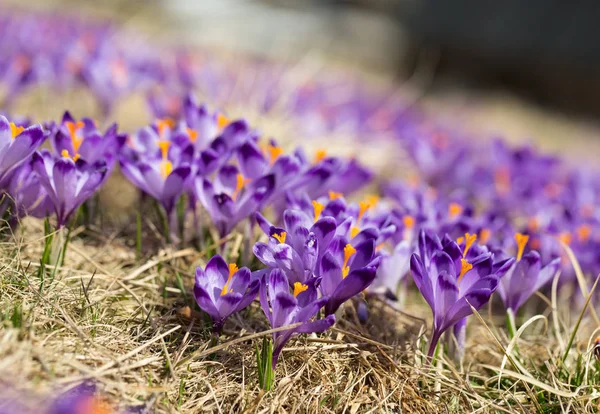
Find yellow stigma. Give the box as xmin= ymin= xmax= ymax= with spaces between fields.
xmin=457 ymin=258 xmax=473 ymax=283
xmin=342 ymin=244 xmax=357 ymax=278
xmin=479 ymin=228 xmax=491 ymax=244
xmin=350 ymin=226 xmax=360 ymax=238
xmin=558 ymin=232 xmax=572 ymax=246
xmin=186 ymin=127 xmax=198 ymax=142
xmin=220 ymin=263 xmax=238 ymax=296
xmin=448 ymin=203 xmax=463 ymax=218
xmin=366 ymin=195 xmax=380 ymax=207
xmin=65 ymin=120 xmax=84 ymax=151
xmin=462 ymin=233 xmax=477 ymax=257
xmin=402 ymin=215 xmax=415 ymax=229
xmin=293 ymin=282 xmax=308 ymax=297
xmin=577 ymin=225 xmax=591 ymax=242
xmin=357 ymin=200 xmax=373 ymax=223
xmin=328 ymin=190 xmax=342 ymax=200
xmin=156 ymin=118 xmax=175 ymax=138
xmin=273 ymin=231 xmax=287 ymax=244
xmin=314 ymin=149 xmax=327 ymax=163
xmin=514 ymin=233 xmax=529 ymax=261
xmin=232 ymin=173 xmax=251 ymax=201
xmin=158 ymin=141 xmax=170 ymax=160
xmin=160 ymin=161 xmax=173 ymax=178
xmin=267 ymin=144 xmax=284 ymax=165
xmin=312 ymin=200 xmax=324 ymax=222
xmin=217 ymin=113 xmax=229 ymax=129
xmin=9 ymin=122 xmax=24 ymax=139
xmin=60 ymin=149 xmax=80 ymax=162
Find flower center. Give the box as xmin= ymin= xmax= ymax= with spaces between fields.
xmin=342 ymin=243 xmax=357 ymax=278
xmin=479 ymin=228 xmax=491 ymax=244
xmin=314 ymin=149 xmax=327 ymax=163
xmin=312 ymin=200 xmax=324 ymax=222
xmin=273 ymin=231 xmax=287 ymax=244
xmin=157 ymin=141 xmax=172 ymax=178
xmin=65 ymin=120 xmax=85 ymax=151
xmin=457 ymin=233 xmax=477 ymax=257
xmin=328 ymin=190 xmax=342 ymax=200
xmin=232 ymin=173 xmax=251 ymax=201
xmin=220 ymin=263 xmax=238 ymax=296
xmin=457 ymin=258 xmax=473 ymax=283
xmin=9 ymin=122 xmax=24 ymax=139
xmin=186 ymin=127 xmax=198 ymax=142
xmin=558 ymin=232 xmax=572 ymax=246
xmin=156 ymin=118 xmax=175 ymax=139
xmin=61 ymin=149 xmax=80 ymax=162
xmin=267 ymin=144 xmax=284 ymax=165
xmin=217 ymin=113 xmax=229 ymax=129
xmin=514 ymin=232 xmax=529 ymax=261
xmin=293 ymin=282 xmax=308 ymax=297
xmin=577 ymin=225 xmax=591 ymax=242
xmin=448 ymin=203 xmax=463 ymax=218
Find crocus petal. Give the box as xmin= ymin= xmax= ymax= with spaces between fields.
xmin=325 ymin=267 xmax=376 ymax=315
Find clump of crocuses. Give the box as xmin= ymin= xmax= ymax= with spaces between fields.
xmin=410 ymin=230 xmax=514 ymax=357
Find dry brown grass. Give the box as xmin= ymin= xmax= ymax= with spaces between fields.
xmin=1 ymin=202 xmax=600 ymax=413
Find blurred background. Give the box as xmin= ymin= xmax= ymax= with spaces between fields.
xmin=5 ymin=0 xmax=600 ymax=157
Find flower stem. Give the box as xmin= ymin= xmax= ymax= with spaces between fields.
xmin=506 ymin=308 xmax=517 ymax=340
xmin=256 ymin=336 xmax=274 ymax=391
xmin=427 ymin=329 xmax=443 ymax=362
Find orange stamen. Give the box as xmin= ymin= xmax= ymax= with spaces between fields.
xmin=314 ymin=149 xmax=327 ymax=163
xmin=328 ymin=191 xmax=342 ymax=200
xmin=342 ymin=244 xmax=357 ymax=278
xmin=217 ymin=113 xmax=229 ymax=129
xmin=267 ymin=144 xmax=284 ymax=165
xmin=65 ymin=120 xmax=85 ymax=151
xmin=158 ymin=141 xmax=170 ymax=160
xmin=448 ymin=203 xmax=463 ymax=218
xmin=160 ymin=161 xmax=173 ymax=178
xmin=558 ymin=232 xmax=572 ymax=246
xmin=479 ymin=228 xmax=491 ymax=244
xmin=312 ymin=200 xmax=324 ymax=222
xmin=577 ymin=225 xmax=591 ymax=243
xmin=9 ymin=122 xmax=24 ymax=139
xmin=457 ymin=236 xmax=465 ymax=245
xmin=462 ymin=233 xmax=477 ymax=257
xmin=186 ymin=127 xmax=198 ymax=142
xmin=515 ymin=233 xmax=529 ymax=261
xmin=293 ymin=282 xmax=308 ymax=297
xmin=232 ymin=173 xmax=251 ymax=201
xmin=457 ymin=259 xmax=473 ymax=283
xmin=350 ymin=226 xmax=360 ymax=239
xmin=357 ymin=201 xmax=372 ymax=223
xmin=220 ymin=263 xmax=238 ymax=296
xmin=402 ymin=215 xmax=415 ymax=229
xmin=60 ymin=149 xmax=80 ymax=162
xmin=156 ymin=118 xmax=175 ymax=138
xmin=273 ymin=231 xmax=287 ymax=244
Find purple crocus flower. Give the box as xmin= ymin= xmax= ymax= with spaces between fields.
xmin=194 ymin=255 xmax=259 ymax=333
xmin=31 ymin=149 xmax=107 ymax=228
xmin=120 ymin=121 xmax=193 ymax=215
xmin=253 ymin=208 xmax=337 ymax=284
xmin=1 ymin=158 xmax=50 ymax=220
xmin=47 ymin=111 xmax=126 ymax=169
xmin=496 ymin=233 xmax=561 ymax=314
xmin=194 ymin=165 xmax=275 ymax=237
xmin=0 ymin=116 xmax=45 ymax=186
xmin=259 ymin=268 xmax=336 ymax=369
xmin=370 ymin=240 xmax=412 ymax=300
xmin=319 ymin=239 xmax=378 ymax=315
xmin=410 ymin=229 xmax=514 ymax=357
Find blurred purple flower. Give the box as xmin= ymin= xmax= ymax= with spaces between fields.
xmin=0 ymin=116 xmax=45 ymax=186
xmin=32 ymin=149 xmax=107 ymax=227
